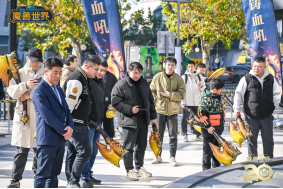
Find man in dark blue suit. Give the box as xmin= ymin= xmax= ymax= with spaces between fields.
xmin=32 ymin=57 xmax=74 ymax=188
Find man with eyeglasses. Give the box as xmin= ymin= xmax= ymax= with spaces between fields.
xmin=63 ymin=55 xmax=101 ymax=188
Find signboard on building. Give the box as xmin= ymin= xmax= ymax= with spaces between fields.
xmin=8 ymin=6 xmax=54 ymax=23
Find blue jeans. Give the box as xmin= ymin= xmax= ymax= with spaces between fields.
xmin=0 ymin=103 xmax=2 ymax=119
xmin=81 ymin=123 xmax=101 ymax=180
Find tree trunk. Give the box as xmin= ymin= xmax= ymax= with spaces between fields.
xmin=201 ymin=37 xmax=215 ymax=75
xmin=72 ymin=39 xmax=82 ymax=66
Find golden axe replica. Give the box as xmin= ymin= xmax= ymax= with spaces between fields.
xmin=0 ymin=52 xmax=30 ymax=123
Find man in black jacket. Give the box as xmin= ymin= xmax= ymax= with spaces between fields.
xmin=111 ymin=62 xmax=157 ymax=181
xmin=101 ymin=60 xmax=118 ymax=138
xmin=80 ymin=60 xmax=105 ymax=186
xmin=63 ymin=55 xmax=100 ymax=188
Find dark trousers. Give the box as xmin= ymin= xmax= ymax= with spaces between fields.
xmin=11 ymin=147 xmax=37 ymax=180
xmin=122 ymin=115 xmax=148 ymax=171
xmin=65 ymin=126 xmax=92 ymax=184
xmin=34 ymin=142 xmax=65 ymax=188
xmin=157 ymin=113 xmax=178 ymax=158
xmin=181 ymin=106 xmax=201 ymax=137
xmin=102 ymin=115 xmax=114 ymax=138
xmin=202 ymin=136 xmax=220 ymax=170
xmin=245 ymin=115 xmax=274 ymax=158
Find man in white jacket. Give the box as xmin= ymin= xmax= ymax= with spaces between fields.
xmin=181 ymin=61 xmax=205 ymax=142
xmin=233 ymin=56 xmax=281 ymax=158
xmin=7 ymin=48 xmax=45 ymax=188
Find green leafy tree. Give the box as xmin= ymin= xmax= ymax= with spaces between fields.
xmin=123 ymin=8 xmax=166 ymax=46
xmin=162 ymin=0 xmax=247 ymax=67
xmin=17 ymin=0 xmax=143 ymax=65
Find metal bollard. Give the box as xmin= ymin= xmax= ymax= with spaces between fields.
xmin=8 ymin=101 xmax=10 ymax=133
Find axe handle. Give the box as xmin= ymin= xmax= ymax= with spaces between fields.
xmin=222 ymin=96 xmax=234 ymax=112
xmin=13 ymin=71 xmax=28 ymax=116
xmin=90 ymin=120 xmax=111 ymax=143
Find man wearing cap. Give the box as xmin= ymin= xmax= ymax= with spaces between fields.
xmin=7 ymin=48 xmax=45 ymax=188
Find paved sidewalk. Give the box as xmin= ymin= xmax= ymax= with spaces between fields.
xmin=0 ymin=114 xmax=283 ymax=188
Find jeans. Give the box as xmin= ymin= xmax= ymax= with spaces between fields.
xmin=122 ymin=115 xmax=148 ymax=171
xmin=246 ymin=115 xmax=274 ymax=158
xmin=34 ymin=141 xmax=65 ymax=188
xmin=181 ymin=106 xmax=201 ymax=137
xmin=81 ymin=123 xmax=101 ymax=180
xmin=157 ymin=113 xmax=178 ymax=158
xmin=12 ymin=147 xmax=37 ymax=180
xmin=65 ymin=126 xmax=92 ymax=184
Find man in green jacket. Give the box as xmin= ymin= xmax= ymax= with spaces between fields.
xmin=150 ymin=57 xmax=186 ymax=166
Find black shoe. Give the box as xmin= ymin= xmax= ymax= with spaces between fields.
xmin=90 ymin=175 xmax=101 ymax=185
xmin=7 ymin=179 xmax=20 ymax=188
xmin=80 ymin=179 xmax=93 ymax=188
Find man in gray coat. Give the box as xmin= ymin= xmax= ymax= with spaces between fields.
xmin=111 ymin=62 xmax=157 ymax=181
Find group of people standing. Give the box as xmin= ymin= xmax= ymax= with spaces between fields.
xmin=6 ymin=48 xmax=117 ymax=188
xmin=4 ymin=47 xmax=281 ymax=188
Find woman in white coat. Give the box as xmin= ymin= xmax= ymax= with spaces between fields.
xmin=7 ymin=48 xmax=44 ymax=188
xmin=181 ymin=61 xmax=205 ymax=142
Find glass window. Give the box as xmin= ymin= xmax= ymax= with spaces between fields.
xmin=0 ymin=36 xmax=9 ymax=45
xmin=4 ymin=0 xmax=11 ymax=27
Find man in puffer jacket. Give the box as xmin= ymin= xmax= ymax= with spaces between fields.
xmin=111 ymin=62 xmax=157 ymax=181
xmin=181 ymin=61 xmax=205 ymax=142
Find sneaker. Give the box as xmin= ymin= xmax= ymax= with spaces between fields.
xmin=90 ymin=175 xmax=101 ymax=185
xmin=67 ymin=182 xmax=81 ymax=188
xmin=79 ymin=179 xmax=93 ymax=188
xmin=7 ymin=179 xmax=20 ymax=188
xmin=136 ymin=167 xmax=152 ymax=178
xmin=126 ymin=169 xmax=139 ymax=181
xmin=151 ymin=156 xmax=162 ymax=164
xmin=183 ymin=134 xmax=189 ymax=142
xmin=170 ymin=157 xmax=178 ymax=166
xmin=196 ymin=135 xmax=203 ymax=141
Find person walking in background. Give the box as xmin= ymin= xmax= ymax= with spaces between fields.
xmin=0 ymin=79 xmax=5 ymax=120
xmin=33 ymin=57 xmax=74 ymax=188
xmin=60 ymin=55 xmax=78 ymax=88
xmin=101 ymin=60 xmax=118 ymax=139
xmin=233 ymin=56 xmax=281 ymax=158
xmin=150 ymin=57 xmax=186 ymax=166
xmin=6 ymin=48 xmax=45 ymax=188
xmin=63 ymin=55 xmax=100 ymax=188
xmin=112 ymin=62 xmax=157 ymax=181
xmin=181 ymin=61 xmax=205 ymax=142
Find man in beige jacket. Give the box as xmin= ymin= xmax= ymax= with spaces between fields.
xmin=60 ymin=54 xmax=77 ymax=88
xmin=7 ymin=48 xmax=45 ymax=188
xmin=150 ymin=57 xmax=186 ymax=166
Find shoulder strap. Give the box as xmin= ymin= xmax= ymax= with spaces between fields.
xmin=185 ymin=74 xmax=188 ymax=84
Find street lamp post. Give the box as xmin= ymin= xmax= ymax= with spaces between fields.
xmin=162 ymin=0 xmax=192 ymax=75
